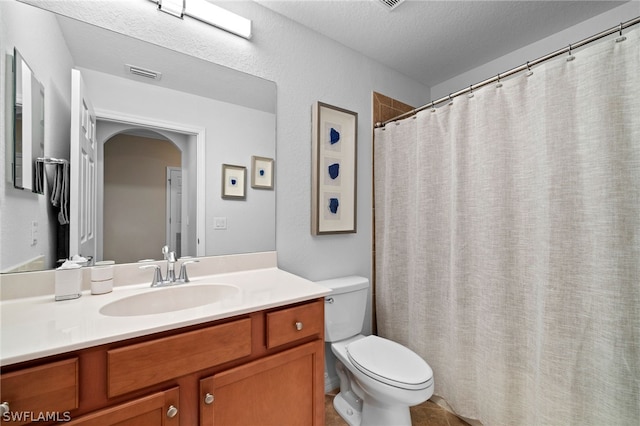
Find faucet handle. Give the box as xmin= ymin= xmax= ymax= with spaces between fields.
xmin=178 ymin=259 xmax=199 ymax=283
xmin=139 ymin=264 xmax=164 ymax=287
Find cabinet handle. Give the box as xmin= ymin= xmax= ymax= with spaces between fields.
xmin=295 ymin=321 xmax=303 ymax=331
xmin=166 ymin=405 xmax=178 ymax=418
xmin=0 ymin=402 xmax=9 ymax=416
xmin=204 ymin=393 xmax=214 ymax=405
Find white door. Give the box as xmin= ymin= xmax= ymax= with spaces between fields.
xmin=69 ymin=69 xmax=97 ymax=261
xmin=166 ymin=167 xmax=182 ymax=257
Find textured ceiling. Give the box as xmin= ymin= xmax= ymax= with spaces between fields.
xmin=256 ymin=0 xmax=631 ymax=87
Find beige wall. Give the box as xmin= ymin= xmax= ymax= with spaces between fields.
xmin=103 ymin=134 xmax=180 ymax=263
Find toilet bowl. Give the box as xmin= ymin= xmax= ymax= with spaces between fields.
xmin=320 ymin=276 xmax=434 ymax=426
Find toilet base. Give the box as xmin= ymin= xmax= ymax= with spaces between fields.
xmin=360 ymin=398 xmax=412 ymax=426
xmin=333 ymin=392 xmax=362 ymax=426
xmin=333 ymin=391 xmax=413 ymax=426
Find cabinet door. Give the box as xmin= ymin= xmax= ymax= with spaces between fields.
xmin=200 ymin=340 xmax=324 ymax=426
xmin=66 ymin=387 xmax=179 ymax=426
xmin=0 ymin=358 xmax=78 ymax=426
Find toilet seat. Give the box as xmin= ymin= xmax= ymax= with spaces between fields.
xmin=346 ymin=335 xmax=433 ymax=391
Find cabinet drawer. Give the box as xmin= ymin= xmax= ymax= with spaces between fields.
xmin=67 ymin=387 xmax=179 ymax=426
xmin=266 ymin=299 xmax=323 ymax=349
xmin=107 ymin=318 xmax=252 ymax=397
xmin=0 ymin=358 xmax=78 ymax=425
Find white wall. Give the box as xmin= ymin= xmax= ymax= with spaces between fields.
xmin=0 ymin=1 xmax=73 ymax=271
xmin=432 ymin=1 xmax=640 ymax=100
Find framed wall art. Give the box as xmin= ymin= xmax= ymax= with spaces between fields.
xmin=221 ymin=164 xmax=246 ymax=200
xmin=311 ymin=101 xmax=358 ymax=235
xmin=251 ymin=156 xmax=274 ymax=189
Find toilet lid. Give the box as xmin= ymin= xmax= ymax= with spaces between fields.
xmin=346 ymin=335 xmax=433 ymax=390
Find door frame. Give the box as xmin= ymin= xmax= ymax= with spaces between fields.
xmin=94 ymin=108 xmax=206 ymax=258
xmin=166 ymin=166 xmax=182 ymax=256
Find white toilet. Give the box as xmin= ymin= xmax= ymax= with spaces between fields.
xmin=321 ymin=276 xmax=434 ymax=426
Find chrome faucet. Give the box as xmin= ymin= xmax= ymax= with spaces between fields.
xmin=177 ymin=259 xmax=199 ymax=283
xmin=139 ymin=247 xmax=199 ymax=287
xmin=165 ymin=250 xmax=177 ymax=283
xmin=139 ymin=264 xmax=165 ymax=287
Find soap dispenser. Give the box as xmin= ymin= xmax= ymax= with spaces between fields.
xmin=55 ymin=260 xmax=83 ymax=301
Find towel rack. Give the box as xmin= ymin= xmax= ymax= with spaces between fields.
xmin=36 ymin=156 xmax=68 ymax=165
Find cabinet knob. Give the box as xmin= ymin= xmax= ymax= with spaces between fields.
xmin=0 ymin=402 xmax=9 ymax=416
xmin=295 ymin=321 xmax=303 ymax=331
xmin=204 ymin=393 xmax=214 ymax=405
xmin=166 ymin=405 xmax=178 ymax=418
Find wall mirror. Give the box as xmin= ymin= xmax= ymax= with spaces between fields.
xmin=1 ymin=1 xmax=276 ymax=274
xmin=12 ymin=48 xmax=45 ymax=193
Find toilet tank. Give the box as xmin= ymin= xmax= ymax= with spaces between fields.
xmin=318 ymin=276 xmax=369 ymax=343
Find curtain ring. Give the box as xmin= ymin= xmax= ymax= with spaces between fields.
xmin=525 ymin=61 xmax=533 ymax=77
xmin=430 ymin=101 xmax=436 ymax=113
xmin=496 ymin=74 xmax=503 ymax=88
xmin=567 ymin=44 xmax=575 ymax=62
xmin=468 ymin=85 xmax=474 ymax=99
xmin=448 ymin=94 xmax=454 ymax=106
xmin=616 ymin=22 xmax=627 ymax=43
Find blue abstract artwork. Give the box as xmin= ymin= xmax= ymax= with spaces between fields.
xmin=329 ymin=197 xmax=339 ymax=214
xmin=330 ymin=128 xmax=340 ymax=144
xmin=312 ymin=102 xmax=356 ymax=234
xmin=328 ymin=163 xmax=340 ymax=180
xmin=230 ymin=177 xmax=237 ymax=186
xmin=258 ymin=168 xmax=266 ymax=177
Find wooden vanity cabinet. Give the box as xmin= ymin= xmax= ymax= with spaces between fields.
xmin=0 ymin=298 xmax=325 ymax=425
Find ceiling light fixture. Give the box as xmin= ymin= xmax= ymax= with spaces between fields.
xmin=151 ymin=0 xmax=252 ymax=40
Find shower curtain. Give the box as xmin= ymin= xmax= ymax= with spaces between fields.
xmin=374 ymin=28 xmax=639 ymax=425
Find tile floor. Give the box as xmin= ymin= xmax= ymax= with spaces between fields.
xmin=325 ymin=390 xmax=470 ymax=426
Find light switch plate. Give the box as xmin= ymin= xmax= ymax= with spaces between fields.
xmin=214 ymin=217 xmax=227 ymax=230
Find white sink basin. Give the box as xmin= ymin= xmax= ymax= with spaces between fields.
xmin=99 ymin=284 xmax=240 ymax=317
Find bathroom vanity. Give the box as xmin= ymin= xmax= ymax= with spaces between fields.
xmin=0 ymin=255 xmax=330 ymax=425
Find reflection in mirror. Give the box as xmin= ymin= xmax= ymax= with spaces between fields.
xmin=13 ymin=48 xmax=44 ymax=193
xmin=0 ymin=1 xmax=276 ymax=274
xmin=98 ymin=126 xmax=197 ymax=264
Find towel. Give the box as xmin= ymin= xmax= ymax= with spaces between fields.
xmin=50 ymin=163 xmax=69 ymax=225
xmin=33 ymin=159 xmax=44 ymax=194
xmin=58 ymin=162 xmax=69 ymax=225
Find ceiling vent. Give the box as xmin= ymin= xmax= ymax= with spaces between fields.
xmin=126 ymin=64 xmax=162 ymax=81
xmin=377 ymin=0 xmax=405 ymax=11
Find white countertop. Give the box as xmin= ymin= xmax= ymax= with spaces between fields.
xmin=0 ymin=267 xmax=331 ymax=366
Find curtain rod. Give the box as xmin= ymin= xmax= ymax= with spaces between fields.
xmin=376 ymin=16 xmax=640 ymax=128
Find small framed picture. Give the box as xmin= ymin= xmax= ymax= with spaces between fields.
xmin=221 ymin=164 xmax=246 ymax=200
xmin=251 ymin=156 xmax=274 ymax=189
